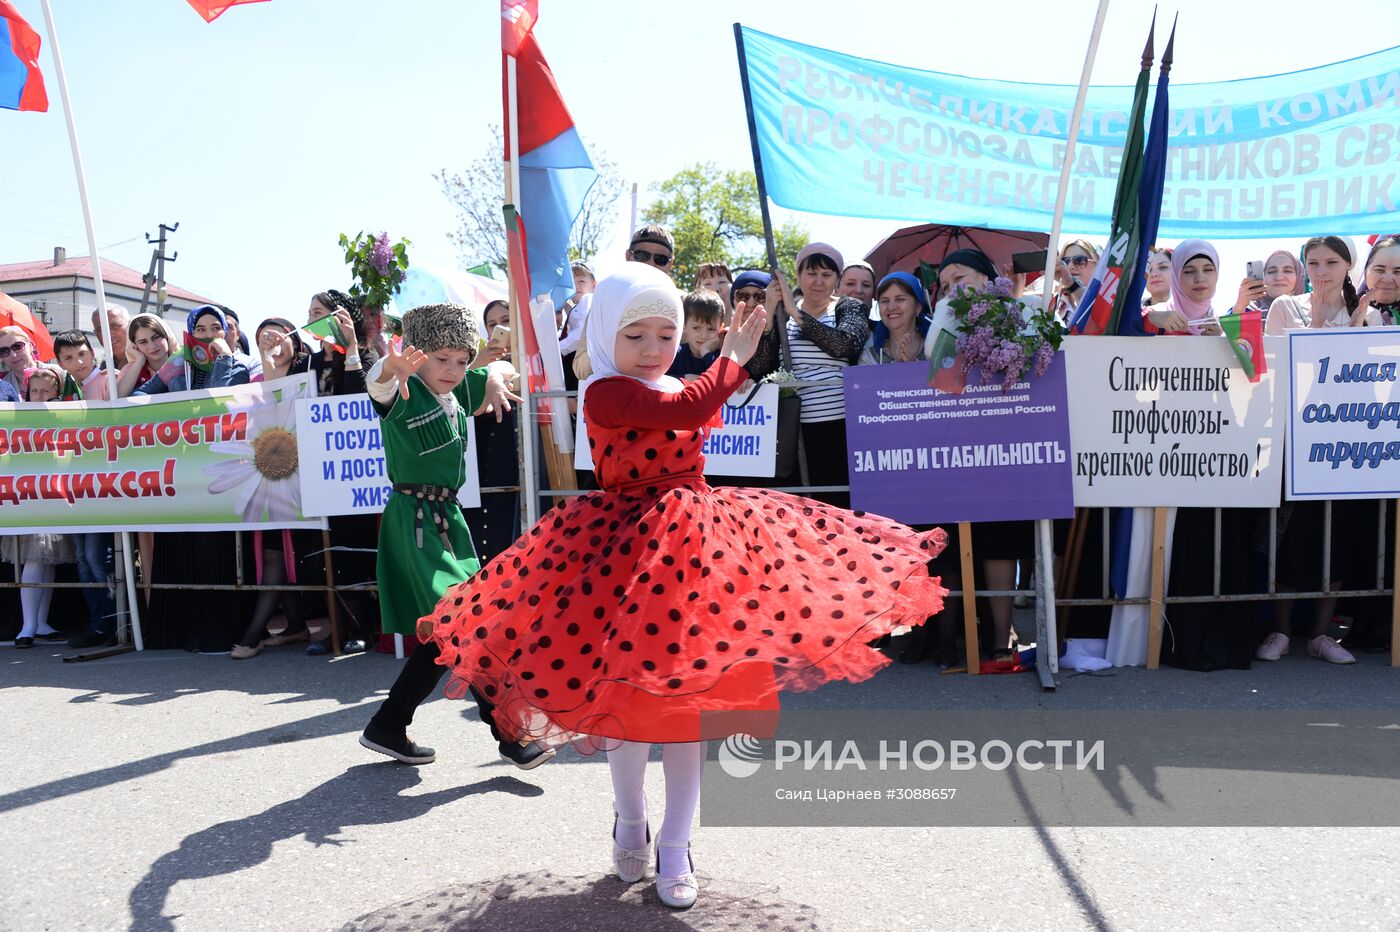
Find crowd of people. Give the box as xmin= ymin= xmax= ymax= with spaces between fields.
xmin=1 ymin=226 xmax=1397 ymax=670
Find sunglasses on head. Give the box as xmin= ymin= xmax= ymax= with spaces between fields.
xmin=0 ymin=339 xmax=30 ymax=358
xmin=1061 ymin=255 xmax=1091 ymax=267
xmin=631 ymin=247 xmax=672 ymax=268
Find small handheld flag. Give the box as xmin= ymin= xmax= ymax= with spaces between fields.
xmin=927 ymin=328 xmax=966 ymax=395
xmin=182 ymin=332 xmax=218 ymax=373
xmin=1218 ymin=312 xmax=1265 ymax=383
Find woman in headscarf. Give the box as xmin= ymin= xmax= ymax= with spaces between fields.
xmin=254 ymin=317 xmax=312 ymax=382
xmin=304 ymin=289 xmax=382 ymax=652
xmin=132 ymin=305 xmax=250 ymax=395
xmin=1105 ymin=239 xmax=1255 ymax=671
xmin=1353 ymin=234 xmax=1400 ymax=326
xmin=770 ymin=243 xmax=870 ymax=508
xmin=229 ymin=318 xmax=320 ymax=659
xmin=859 ymin=271 xmax=931 ymax=366
xmin=1143 ymin=239 xmax=1226 ymax=335
xmin=307 ymin=289 xmax=378 ymax=397
xmin=1234 ymin=249 xmax=1304 ymax=317
xmin=729 ymin=270 xmax=777 ymax=381
xmin=921 ymin=248 xmax=1036 ymax=663
xmin=839 ymin=260 xmax=878 ymax=322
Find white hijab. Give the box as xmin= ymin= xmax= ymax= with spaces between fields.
xmin=580 ymin=264 xmax=684 ymax=422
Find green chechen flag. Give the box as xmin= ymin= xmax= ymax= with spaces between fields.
xmin=61 ymin=371 xmax=83 ymax=401
xmin=467 ymin=262 xmax=496 ymax=278
xmin=1218 ymin=311 xmax=1265 ymax=383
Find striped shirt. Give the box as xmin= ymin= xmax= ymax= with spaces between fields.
xmin=787 ymin=307 xmax=849 ymax=423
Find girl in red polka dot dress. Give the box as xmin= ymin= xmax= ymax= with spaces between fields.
xmin=421 ymin=263 xmax=946 ymax=909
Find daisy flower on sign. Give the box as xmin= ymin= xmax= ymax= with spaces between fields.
xmin=204 ymin=395 xmax=304 ymax=522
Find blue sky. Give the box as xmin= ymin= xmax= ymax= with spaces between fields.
xmin=2 ymin=0 xmax=1397 ymax=318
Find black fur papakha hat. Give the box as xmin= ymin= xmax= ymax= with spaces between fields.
xmin=402 ymin=303 xmax=480 ymax=355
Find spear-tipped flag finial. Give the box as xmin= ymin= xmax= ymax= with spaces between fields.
xmin=1140 ymin=8 xmax=1156 ymax=70
xmin=1161 ymin=14 xmax=1178 ymax=74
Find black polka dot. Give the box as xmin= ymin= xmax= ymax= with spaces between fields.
xmin=693 ymin=659 xmax=708 ymax=670
xmin=667 ymin=678 xmax=683 ymax=689
xmin=567 ymin=678 xmax=581 ymax=690
xmin=620 ymin=640 xmax=633 ymax=651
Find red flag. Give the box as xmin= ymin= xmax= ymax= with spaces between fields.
xmin=185 ymin=0 xmax=268 ymax=23
xmin=0 ymin=0 xmax=48 ymax=112
xmin=504 ymin=204 xmax=550 ymax=423
xmin=501 ymin=0 xmax=538 ymax=57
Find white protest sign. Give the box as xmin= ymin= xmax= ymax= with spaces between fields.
xmin=296 ymin=394 xmax=480 ymax=517
xmin=1285 ymin=328 xmax=1400 ymax=501
xmin=1063 ymin=335 xmax=1282 ymax=508
xmin=574 ymin=384 xmax=779 ymax=478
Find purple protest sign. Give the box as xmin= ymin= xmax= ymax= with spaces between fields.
xmin=844 ymin=358 xmax=1075 ymax=524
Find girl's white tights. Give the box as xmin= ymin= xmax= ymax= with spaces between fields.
xmin=608 ymin=740 xmax=703 ymax=878
xmin=19 ymin=563 xmax=57 ymax=639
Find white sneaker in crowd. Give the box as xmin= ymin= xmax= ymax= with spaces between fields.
xmin=1254 ymin=632 xmax=1290 ymax=661
xmin=1307 ymin=635 xmax=1355 ymax=664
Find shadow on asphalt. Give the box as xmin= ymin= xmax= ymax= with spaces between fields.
xmin=338 ymin=870 xmax=827 ymax=931
xmin=126 ymin=767 xmax=542 ymax=932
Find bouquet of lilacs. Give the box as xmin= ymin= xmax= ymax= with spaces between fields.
xmin=950 ymin=276 xmax=1063 ymax=390
xmin=338 ymin=230 xmax=410 ymax=309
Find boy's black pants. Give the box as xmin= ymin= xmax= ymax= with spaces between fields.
xmin=369 ymin=639 xmax=504 ymax=744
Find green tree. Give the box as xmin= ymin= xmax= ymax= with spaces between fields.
xmin=642 ymin=163 xmax=806 ymax=288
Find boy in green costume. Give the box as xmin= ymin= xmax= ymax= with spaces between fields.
xmin=358 ymin=303 xmax=552 ymax=769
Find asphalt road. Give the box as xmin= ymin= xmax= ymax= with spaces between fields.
xmin=1 ymin=640 xmax=1397 ymax=931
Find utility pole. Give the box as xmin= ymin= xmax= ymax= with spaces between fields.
xmin=138 ymin=222 xmax=179 ymax=317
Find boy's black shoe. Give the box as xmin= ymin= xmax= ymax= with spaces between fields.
xmin=499 ymin=740 xmax=556 ymax=770
xmin=359 ymin=721 xmax=436 ymax=764
xmin=36 ymin=631 xmax=70 ymax=642
xmin=67 ymin=630 xmax=116 ymax=649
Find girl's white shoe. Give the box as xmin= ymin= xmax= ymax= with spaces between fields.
xmin=611 ymin=809 xmax=651 ymax=883
xmin=654 ymin=840 xmax=699 ymax=909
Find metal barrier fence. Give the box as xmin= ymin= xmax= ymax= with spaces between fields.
xmin=6 ymin=375 xmax=1394 ymax=675
xmin=527 ymin=379 xmax=1399 ymax=679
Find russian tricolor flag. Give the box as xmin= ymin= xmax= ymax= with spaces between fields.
xmin=0 ymin=0 xmax=47 ymax=112
xmin=503 ymin=1 xmax=596 ymax=308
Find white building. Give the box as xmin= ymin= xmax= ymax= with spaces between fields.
xmin=0 ymin=247 xmax=219 ymax=361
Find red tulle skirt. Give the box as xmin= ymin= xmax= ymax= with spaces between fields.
xmin=420 ymin=484 xmax=947 ymax=751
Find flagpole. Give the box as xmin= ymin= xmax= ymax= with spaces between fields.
xmin=734 ymin=22 xmax=794 ymax=369
xmin=1035 ymin=0 xmax=1110 ymax=683
xmin=38 ymin=0 xmax=144 ymax=652
xmin=504 ymin=52 xmax=541 ymax=527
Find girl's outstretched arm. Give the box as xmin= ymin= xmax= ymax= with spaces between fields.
xmin=586 ymin=356 xmax=749 ymax=430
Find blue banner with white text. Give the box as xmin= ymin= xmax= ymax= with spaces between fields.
xmin=737 ymin=26 xmax=1400 ymax=238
